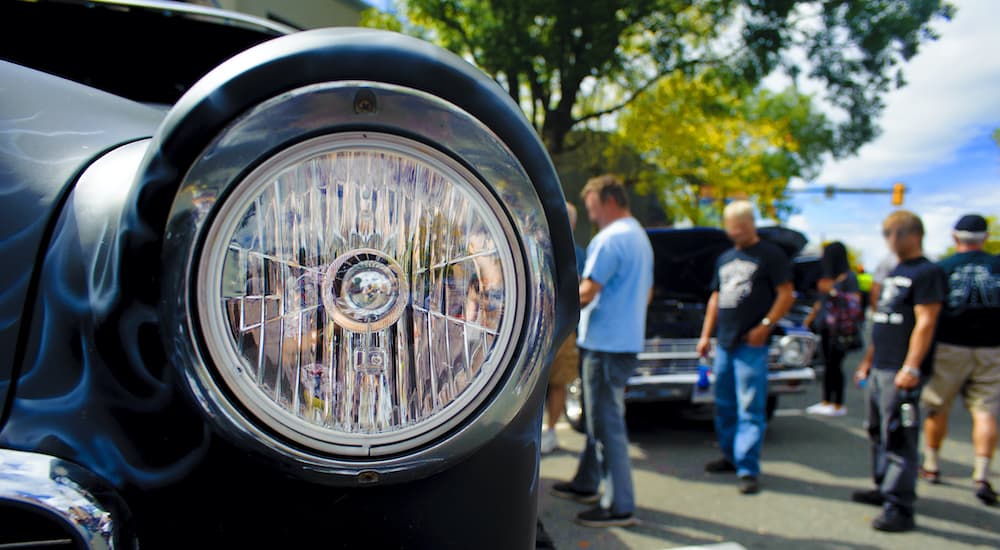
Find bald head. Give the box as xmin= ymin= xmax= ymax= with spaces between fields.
xmin=723 ymin=200 xmax=759 ymax=249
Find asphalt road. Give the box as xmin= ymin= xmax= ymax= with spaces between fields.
xmin=538 ymin=353 xmax=1000 ymax=550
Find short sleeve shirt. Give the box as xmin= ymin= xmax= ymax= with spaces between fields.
xmin=935 ymin=251 xmax=1000 ymax=347
xmin=710 ymin=240 xmax=792 ymax=350
xmin=871 ymin=256 xmax=947 ymax=376
xmin=577 ymin=217 xmax=654 ymax=353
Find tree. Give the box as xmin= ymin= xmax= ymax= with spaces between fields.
xmin=613 ymin=73 xmax=832 ymax=224
xmin=363 ymin=0 xmax=953 ymax=155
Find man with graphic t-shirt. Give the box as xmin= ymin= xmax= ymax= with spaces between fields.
xmin=852 ymin=210 xmax=946 ymax=533
xmin=697 ymin=200 xmax=794 ymax=496
xmin=920 ymin=214 xmax=1000 ymax=506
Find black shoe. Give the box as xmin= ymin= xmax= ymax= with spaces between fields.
xmin=851 ymin=488 xmax=885 ymax=507
xmin=918 ymin=467 xmax=941 ymax=484
xmin=871 ymin=508 xmax=916 ymax=532
xmin=551 ymin=482 xmax=601 ymax=504
xmin=704 ymin=457 xmax=737 ymax=473
xmin=975 ymin=480 xmax=998 ymax=506
xmin=574 ymin=506 xmax=640 ymax=527
xmin=739 ymin=476 xmax=759 ymax=494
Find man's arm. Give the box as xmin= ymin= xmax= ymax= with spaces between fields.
xmin=579 ymin=278 xmax=602 ymax=307
xmin=746 ymin=281 xmax=794 ymax=346
xmin=696 ymin=291 xmax=719 ymax=357
xmin=894 ymin=302 xmax=942 ymax=389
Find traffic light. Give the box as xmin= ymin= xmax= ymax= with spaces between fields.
xmin=891 ymin=182 xmax=906 ymax=206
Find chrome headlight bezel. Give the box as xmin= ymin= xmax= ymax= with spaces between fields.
xmin=160 ymin=80 xmax=556 ymax=484
xmin=196 ymin=132 xmax=526 ymax=457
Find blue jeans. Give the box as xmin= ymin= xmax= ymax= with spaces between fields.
xmin=713 ymin=344 xmax=769 ymax=478
xmin=571 ymin=349 xmax=637 ymax=514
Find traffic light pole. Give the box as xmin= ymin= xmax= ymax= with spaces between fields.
xmin=791 ymin=183 xmax=906 ymax=205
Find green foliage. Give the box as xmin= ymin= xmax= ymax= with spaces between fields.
xmin=363 ymin=0 xmax=953 ymax=156
xmin=613 ymin=73 xmax=832 ymax=224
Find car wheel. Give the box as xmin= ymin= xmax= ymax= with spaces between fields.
xmin=766 ymin=395 xmax=778 ymax=420
xmin=564 ymin=377 xmax=585 ymax=433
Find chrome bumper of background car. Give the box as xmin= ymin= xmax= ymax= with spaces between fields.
xmin=625 ymin=366 xmax=815 ymax=398
xmin=0 ymin=449 xmax=129 ymax=550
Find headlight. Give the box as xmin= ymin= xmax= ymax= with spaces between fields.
xmin=197 ymin=133 xmax=522 ymax=455
xmin=152 ymin=28 xmax=572 ymax=485
xmin=777 ymin=334 xmax=817 ymax=367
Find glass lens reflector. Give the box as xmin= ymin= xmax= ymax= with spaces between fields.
xmin=199 ymin=134 xmax=520 ymax=452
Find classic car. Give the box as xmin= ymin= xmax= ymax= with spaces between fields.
xmin=565 ymin=226 xmax=818 ymax=431
xmin=0 ymin=1 xmax=578 ymax=548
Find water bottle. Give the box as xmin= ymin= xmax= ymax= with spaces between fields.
xmin=900 ymin=402 xmax=915 ymax=428
xmin=696 ymin=361 xmax=711 ymax=390
xmin=692 ymin=358 xmax=713 ymax=403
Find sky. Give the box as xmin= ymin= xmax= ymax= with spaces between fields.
xmin=362 ymin=0 xmax=1000 ymax=267
xmin=783 ymin=0 xmax=1000 ymax=267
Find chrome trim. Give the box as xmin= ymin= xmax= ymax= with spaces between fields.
xmin=80 ymin=0 xmax=295 ymax=35
xmin=626 ymin=367 xmax=815 ymax=387
xmin=0 ymin=449 xmax=128 ymax=550
xmin=161 ymin=81 xmax=555 ymax=484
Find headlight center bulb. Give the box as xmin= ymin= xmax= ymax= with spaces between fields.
xmin=324 ymin=248 xmax=409 ymax=335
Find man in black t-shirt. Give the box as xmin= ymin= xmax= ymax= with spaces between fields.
xmin=697 ymin=201 xmax=794 ymax=496
xmin=852 ymin=211 xmax=946 ymax=532
xmin=920 ymin=214 xmax=1000 ymax=505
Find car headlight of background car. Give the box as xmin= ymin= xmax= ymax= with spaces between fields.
xmin=777 ymin=333 xmax=819 ymax=367
xmin=149 ymin=28 xmax=575 ymax=485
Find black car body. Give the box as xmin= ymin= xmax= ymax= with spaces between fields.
xmin=565 ymin=226 xmax=818 ymax=429
xmin=0 ymin=1 xmax=578 ymax=548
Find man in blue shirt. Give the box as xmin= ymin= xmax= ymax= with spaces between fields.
xmin=550 ymin=174 xmax=653 ymax=528
xmin=697 ymin=200 xmax=794 ymax=495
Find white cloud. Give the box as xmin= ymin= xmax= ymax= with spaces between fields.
xmin=787 ymin=0 xmax=1000 ymax=270
xmin=819 ymin=0 xmax=1000 ymax=187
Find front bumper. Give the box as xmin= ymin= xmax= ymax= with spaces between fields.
xmin=624 ymin=366 xmax=816 ymax=403
xmin=0 ymin=449 xmax=133 ymax=550
xmin=625 ymin=335 xmax=817 ymax=404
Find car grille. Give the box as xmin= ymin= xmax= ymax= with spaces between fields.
xmin=638 ymin=337 xmax=783 ymax=375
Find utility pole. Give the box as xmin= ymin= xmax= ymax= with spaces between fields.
xmin=791 ymin=182 xmax=906 ymax=205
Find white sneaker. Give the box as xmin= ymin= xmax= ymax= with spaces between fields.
xmin=827 ymin=406 xmax=847 ymax=417
xmin=806 ymin=402 xmax=832 ymax=415
xmin=540 ymin=428 xmax=559 ymax=454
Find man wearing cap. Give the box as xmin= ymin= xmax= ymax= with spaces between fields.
xmin=920 ymin=214 xmax=1000 ymax=506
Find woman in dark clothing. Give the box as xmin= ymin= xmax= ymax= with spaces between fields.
xmin=804 ymin=241 xmax=862 ymax=416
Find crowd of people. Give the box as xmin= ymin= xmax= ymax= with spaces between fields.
xmin=540 ymin=174 xmax=1000 ymax=534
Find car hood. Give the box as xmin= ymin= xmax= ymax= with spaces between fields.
xmin=649 ymin=225 xmax=809 ymax=304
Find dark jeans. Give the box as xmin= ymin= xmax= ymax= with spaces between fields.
xmin=821 ymin=331 xmax=847 ymax=405
xmin=866 ymin=369 xmax=922 ymax=516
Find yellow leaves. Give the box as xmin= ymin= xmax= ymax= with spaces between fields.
xmin=617 ymin=72 xmax=803 ymax=222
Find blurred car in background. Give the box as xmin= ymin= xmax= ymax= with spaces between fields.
xmin=565 ymin=226 xmax=818 ymax=430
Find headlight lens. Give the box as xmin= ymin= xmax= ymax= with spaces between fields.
xmin=778 ymin=334 xmax=816 ymax=367
xmin=198 ymin=133 xmax=521 ymax=456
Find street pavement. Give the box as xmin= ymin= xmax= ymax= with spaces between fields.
xmin=538 ymin=353 xmax=1000 ymax=549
